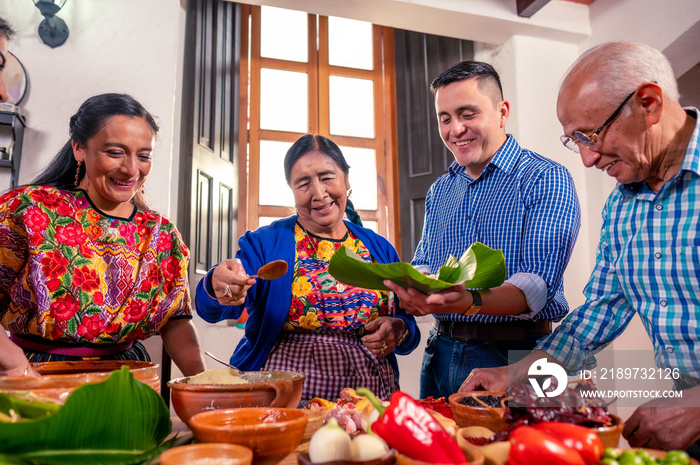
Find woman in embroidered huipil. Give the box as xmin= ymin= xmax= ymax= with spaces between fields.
xmin=0 ymin=93 xmax=205 ymax=377
xmin=195 ymin=134 xmax=419 ymax=405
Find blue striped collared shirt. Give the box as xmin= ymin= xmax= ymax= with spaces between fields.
xmin=537 ymin=108 xmax=700 ymax=377
xmin=411 ymin=135 xmax=581 ymax=323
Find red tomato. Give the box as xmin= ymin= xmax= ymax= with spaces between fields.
xmin=533 ymin=422 xmax=604 ymax=465
xmin=508 ymin=425 xmax=587 ymax=465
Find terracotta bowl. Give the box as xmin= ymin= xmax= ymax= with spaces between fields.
xmin=448 ymin=391 xmax=507 ymax=432
xmin=168 ymin=371 xmax=305 ymax=426
xmin=395 ymin=449 xmax=484 ymax=465
xmin=189 ymin=407 xmax=309 ymax=465
xmin=160 ymin=443 xmax=253 ymax=465
xmin=0 ymin=360 xmax=159 ymax=403
xmin=593 ymin=414 xmax=624 ymax=448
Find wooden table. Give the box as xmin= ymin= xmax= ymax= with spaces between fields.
xmin=170 ymin=417 xmax=301 ymax=465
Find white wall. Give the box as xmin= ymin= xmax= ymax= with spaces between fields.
xmin=3 ymin=0 xmax=700 ymax=416
xmin=0 ymin=0 xmax=186 ymax=222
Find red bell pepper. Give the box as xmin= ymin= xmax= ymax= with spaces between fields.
xmin=532 ymin=422 xmax=603 ymax=465
xmin=507 ymin=425 xmax=586 ymax=465
xmin=357 ymin=388 xmax=466 ymax=464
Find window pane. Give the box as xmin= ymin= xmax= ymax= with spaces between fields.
xmin=259 ymin=140 xmax=294 ymax=207
xmin=259 ymin=217 xmax=282 ymax=227
xmin=329 ymin=76 xmax=374 ymax=138
xmin=328 ymin=16 xmax=373 ymax=70
xmin=260 ymin=69 xmax=308 ymax=132
xmin=260 ymin=6 xmax=308 ymax=62
xmin=341 ymin=146 xmax=377 ymax=210
xmin=361 ymin=221 xmax=377 ymax=233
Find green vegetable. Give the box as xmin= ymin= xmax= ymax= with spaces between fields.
xmin=0 ymin=392 xmax=61 ymax=423
xmin=602 ymin=449 xmax=692 ymax=465
xmin=664 ymin=451 xmax=690 ymax=465
xmin=328 ymin=242 xmax=506 ymax=294
xmin=618 ymin=450 xmax=645 ymax=465
xmin=0 ymin=366 xmax=172 ymax=464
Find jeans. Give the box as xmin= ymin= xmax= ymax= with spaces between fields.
xmin=419 ymin=327 xmax=542 ymax=399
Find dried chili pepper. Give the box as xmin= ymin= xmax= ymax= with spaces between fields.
xmin=356 ymin=388 xmax=466 ymax=464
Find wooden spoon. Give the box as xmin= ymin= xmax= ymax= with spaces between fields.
xmin=251 ymin=260 xmax=288 ymax=280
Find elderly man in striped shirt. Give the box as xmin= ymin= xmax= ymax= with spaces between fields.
xmin=385 ymin=60 xmax=582 ymax=399
xmin=462 ymin=42 xmax=700 ymax=456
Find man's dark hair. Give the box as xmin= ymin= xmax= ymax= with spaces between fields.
xmin=430 ymin=60 xmax=504 ymax=102
xmin=0 ymin=15 xmax=16 ymax=41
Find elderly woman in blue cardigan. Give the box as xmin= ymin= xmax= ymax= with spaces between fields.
xmin=195 ymin=134 xmax=419 ymax=405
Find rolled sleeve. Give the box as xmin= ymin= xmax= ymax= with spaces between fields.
xmin=505 ymin=272 xmax=547 ymax=319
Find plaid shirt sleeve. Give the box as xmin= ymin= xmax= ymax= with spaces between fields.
xmin=535 ymin=197 xmax=637 ymax=372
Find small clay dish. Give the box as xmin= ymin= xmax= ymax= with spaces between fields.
xmin=448 ymin=391 xmax=507 ymax=432
xmin=160 ymin=443 xmax=253 ymax=465
xmin=592 ymin=414 xmax=624 ymax=448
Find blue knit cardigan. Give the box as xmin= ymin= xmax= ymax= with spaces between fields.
xmin=195 ymin=215 xmax=420 ymax=377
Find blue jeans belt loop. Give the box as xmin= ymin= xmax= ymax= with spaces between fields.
xmin=434 ymin=319 xmax=551 ymax=343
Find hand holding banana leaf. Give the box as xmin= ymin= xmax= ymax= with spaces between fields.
xmin=328 ymin=242 xmax=506 ymax=316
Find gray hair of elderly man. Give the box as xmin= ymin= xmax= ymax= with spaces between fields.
xmin=560 ymin=42 xmax=680 ymax=111
xmin=0 ymin=15 xmax=16 ymax=41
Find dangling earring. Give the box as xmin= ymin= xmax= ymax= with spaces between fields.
xmin=74 ymin=161 xmax=82 ymax=187
xmin=347 ymin=188 xmax=352 ymax=198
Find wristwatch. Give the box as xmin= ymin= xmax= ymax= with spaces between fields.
xmin=463 ymin=289 xmax=482 ymax=316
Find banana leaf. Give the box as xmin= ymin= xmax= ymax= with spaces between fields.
xmin=0 ymin=366 xmax=172 ymax=465
xmin=328 ymin=242 xmax=506 ymax=294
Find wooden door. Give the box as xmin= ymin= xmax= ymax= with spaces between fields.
xmin=167 ymin=0 xmax=241 ymax=402
xmin=394 ymin=30 xmax=473 ymax=261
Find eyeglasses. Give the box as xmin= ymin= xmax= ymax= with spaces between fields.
xmin=560 ymin=90 xmax=636 ymax=154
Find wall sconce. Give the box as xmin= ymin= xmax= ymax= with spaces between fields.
xmin=33 ymin=0 xmax=69 ymax=48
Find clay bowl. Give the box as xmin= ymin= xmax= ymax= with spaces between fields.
xmin=168 ymin=370 xmax=305 ymax=426
xmin=0 ymin=360 xmax=159 ymax=403
xmin=395 ymin=449 xmax=484 ymax=465
xmin=593 ymin=414 xmax=624 ymax=448
xmin=160 ymin=443 xmax=253 ymax=465
xmin=189 ymin=407 xmax=308 ymax=465
xmin=448 ymin=391 xmax=507 ymax=432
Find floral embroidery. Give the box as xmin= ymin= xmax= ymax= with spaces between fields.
xmin=291 ymin=276 xmax=312 ymax=296
xmin=0 ymin=186 xmax=192 ymax=345
xmin=283 ymin=223 xmax=397 ymax=333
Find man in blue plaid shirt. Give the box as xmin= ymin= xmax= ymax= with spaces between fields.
xmin=463 ymin=42 xmax=700 ymax=457
xmin=385 ymin=61 xmax=581 ymax=399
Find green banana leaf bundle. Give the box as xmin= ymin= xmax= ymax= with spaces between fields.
xmin=328 ymin=241 xmax=506 ymax=294
xmin=0 ymin=366 xmax=172 ymax=465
